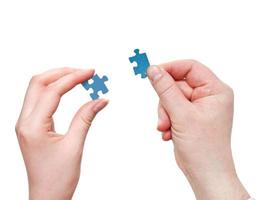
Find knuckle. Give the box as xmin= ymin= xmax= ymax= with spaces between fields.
xmin=41 ymin=86 xmax=61 ymax=102
xmin=15 ymin=121 xmax=28 ymax=137
xmin=15 ymin=122 xmax=22 ymax=136
xmin=15 ymin=121 xmax=40 ymax=144
xmin=224 ymin=84 xmax=234 ymax=100
xmin=45 ymin=85 xmax=59 ymax=97
xmin=80 ymin=113 xmax=94 ymax=127
xmin=215 ymin=84 xmax=234 ymax=107
xmin=67 ymin=72 xmax=77 ymax=80
xmin=45 ymin=85 xmax=55 ymax=94
xmin=187 ymin=59 xmax=202 ymax=67
xmin=227 ymin=86 xmax=234 ymax=97
xmin=187 ymin=59 xmax=207 ymax=70
xmin=187 ymin=59 xmax=200 ymax=64
xmin=30 ymin=75 xmax=41 ymax=84
xmin=158 ymin=83 xmax=176 ymax=99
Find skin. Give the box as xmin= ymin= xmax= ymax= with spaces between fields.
xmin=147 ymin=60 xmax=250 ymax=200
xmin=16 ymin=60 xmax=250 ymax=200
xmin=16 ymin=68 xmax=108 ymax=200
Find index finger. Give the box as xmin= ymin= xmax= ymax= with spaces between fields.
xmin=32 ymin=69 xmax=95 ymax=122
xmin=19 ymin=67 xmax=78 ymax=119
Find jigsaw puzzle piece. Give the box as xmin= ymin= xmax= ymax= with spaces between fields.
xmin=81 ymin=80 xmax=90 ymax=90
xmin=133 ymin=65 xmax=147 ymax=78
xmin=129 ymin=49 xmax=140 ymax=63
xmin=90 ymin=92 xmax=99 ymax=100
xmin=89 ymin=74 xmax=109 ymax=100
xmin=81 ymin=74 xmax=109 ymax=100
xmin=129 ymin=49 xmax=150 ymax=79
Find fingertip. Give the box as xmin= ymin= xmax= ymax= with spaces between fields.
xmin=89 ymin=68 xmax=95 ymax=75
xmin=67 ymin=98 xmax=109 ymax=140
xmin=157 ymin=119 xmax=170 ymax=132
xmin=100 ymin=98 xmax=109 ymax=105
xmin=147 ymin=65 xmax=164 ymax=82
xmin=84 ymin=68 xmax=95 ymax=77
xmin=157 ymin=115 xmax=171 ymax=132
xmin=157 ymin=120 xmax=163 ymax=131
xmin=92 ymin=98 xmax=109 ymax=113
xmin=162 ymin=131 xmax=172 ymax=141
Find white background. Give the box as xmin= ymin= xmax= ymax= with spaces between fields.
xmin=0 ymin=0 xmax=266 ymax=199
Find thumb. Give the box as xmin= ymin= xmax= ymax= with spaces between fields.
xmin=147 ymin=66 xmax=189 ymax=118
xmin=67 ymin=99 xmax=108 ymax=144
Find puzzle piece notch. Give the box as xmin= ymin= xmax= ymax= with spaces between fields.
xmin=82 ymin=74 xmax=109 ymax=100
xmin=129 ymin=49 xmax=150 ymax=79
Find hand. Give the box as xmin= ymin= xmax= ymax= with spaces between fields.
xmin=15 ymin=68 xmax=108 ymax=200
xmin=147 ymin=60 xmax=250 ymax=200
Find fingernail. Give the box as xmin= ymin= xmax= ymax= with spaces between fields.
xmin=148 ymin=66 xmax=163 ymax=81
xmin=81 ymin=69 xmax=94 ymax=73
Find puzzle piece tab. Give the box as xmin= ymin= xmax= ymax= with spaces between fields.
xmin=82 ymin=74 xmax=109 ymax=100
xmin=129 ymin=49 xmax=150 ymax=78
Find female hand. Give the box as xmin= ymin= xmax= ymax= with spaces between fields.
xmin=16 ymin=68 xmax=108 ymax=200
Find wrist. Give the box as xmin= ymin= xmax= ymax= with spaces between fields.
xmin=182 ymin=166 xmax=250 ymax=200
xmin=29 ymin=185 xmax=73 ymax=200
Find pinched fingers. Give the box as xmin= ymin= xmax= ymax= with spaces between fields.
xmin=32 ymin=69 xmax=95 ymax=122
xmin=19 ymin=67 xmax=77 ymax=119
xmin=160 ymin=60 xmax=232 ymax=102
xmin=159 ymin=60 xmax=217 ymax=85
xmin=16 ymin=68 xmax=95 ymax=137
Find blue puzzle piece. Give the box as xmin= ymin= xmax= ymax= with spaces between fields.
xmin=129 ymin=49 xmax=150 ymax=78
xmin=82 ymin=74 xmax=109 ymax=100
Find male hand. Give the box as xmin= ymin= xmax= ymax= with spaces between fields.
xmin=147 ymin=60 xmax=250 ymax=200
